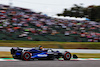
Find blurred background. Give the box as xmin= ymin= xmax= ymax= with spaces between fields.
xmin=0 ymin=0 xmax=100 ymax=59
xmin=0 ymin=0 xmax=100 ymax=42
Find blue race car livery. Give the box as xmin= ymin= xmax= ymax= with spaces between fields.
xmin=10 ymin=47 xmax=72 ymax=61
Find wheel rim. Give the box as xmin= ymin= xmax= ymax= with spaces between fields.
xmin=24 ymin=53 xmax=30 ymax=59
xmin=23 ymin=52 xmax=31 ymax=61
xmin=64 ymin=52 xmax=71 ymax=60
xmin=66 ymin=53 xmax=70 ymax=59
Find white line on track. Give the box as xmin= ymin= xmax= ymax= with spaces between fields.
xmin=0 ymin=47 xmax=100 ymax=53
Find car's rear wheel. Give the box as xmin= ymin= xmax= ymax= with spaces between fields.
xmin=64 ymin=52 xmax=71 ymax=60
xmin=23 ymin=52 xmax=31 ymax=61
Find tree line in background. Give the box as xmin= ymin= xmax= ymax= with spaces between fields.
xmin=57 ymin=4 xmax=100 ymax=22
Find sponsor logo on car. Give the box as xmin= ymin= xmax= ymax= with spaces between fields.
xmin=37 ymin=54 xmax=47 ymax=57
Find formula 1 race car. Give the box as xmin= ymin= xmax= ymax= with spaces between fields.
xmin=10 ymin=47 xmax=75 ymax=61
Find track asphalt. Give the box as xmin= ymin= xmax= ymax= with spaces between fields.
xmin=0 ymin=59 xmax=100 ymax=67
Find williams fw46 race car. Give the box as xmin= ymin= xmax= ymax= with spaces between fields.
xmin=10 ymin=47 xmax=77 ymax=61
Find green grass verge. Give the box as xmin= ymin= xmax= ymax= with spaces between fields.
xmin=0 ymin=52 xmax=100 ymax=58
xmin=0 ymin=40 xmax=100 ymax=49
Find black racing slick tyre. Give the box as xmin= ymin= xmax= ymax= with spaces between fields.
xmin=64 ymin=52 xmax=71 ymax=60
xmin=22 ymin=52 xmax=31 ymax=61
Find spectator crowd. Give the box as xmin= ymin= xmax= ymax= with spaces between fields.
xmin=0 ymin=4 xmax=100 ymax=42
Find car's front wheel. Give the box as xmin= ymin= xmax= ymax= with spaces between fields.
xmin=64 ymin=52 xmax=71 ymax=60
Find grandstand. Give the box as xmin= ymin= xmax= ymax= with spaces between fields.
xmin=0 ymin=4 xmax=100 ymax=42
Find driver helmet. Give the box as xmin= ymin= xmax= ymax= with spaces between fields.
xmin=39 ymin=45 xmax=43 ymax=50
